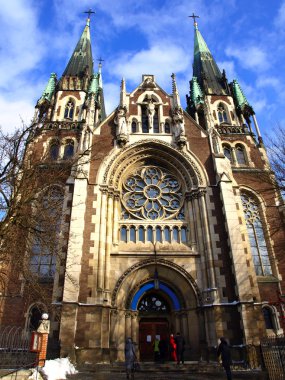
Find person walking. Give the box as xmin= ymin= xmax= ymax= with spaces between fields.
xmin=153 ymin=336 xmax=160 ymax=362
xmin=158 ymin=338 xmax=167 ymax=363
xmin=169 ymin=333 xmax=177 ymax=362
xmin=217 ymin=337 xmax=232 ymax=380
xmin=125 ymin=337 xmax=136 ymax=379
xmin=175 ymin=332 xmax=185 ymax=364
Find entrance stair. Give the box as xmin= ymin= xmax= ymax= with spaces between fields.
xmin=68 ymin=361 xmax=268 ymax=379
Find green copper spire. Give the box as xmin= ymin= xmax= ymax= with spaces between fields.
xmin=38 ymin=73 xmax=57 ymax=104
xmin=62 ymin=18 xmax=93 ymax=77
xmin=193 ymin=20 xmax=229 ymax=96
xmin=231 ymin=79 xmax=250 ymax=110
xmin=88 ymin=62 xmax=106 ymax=121
xmin=190 ymin=76 xmax=204 ymax=106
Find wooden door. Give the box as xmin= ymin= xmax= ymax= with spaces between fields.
xmin=139 ymin=319 xmax=169 ymax=361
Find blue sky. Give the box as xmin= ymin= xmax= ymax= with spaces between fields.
xmin=0 ymin=0 xmax=284 ymax=136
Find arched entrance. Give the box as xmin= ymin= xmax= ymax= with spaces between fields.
xmin=131 ymin=281 xmax=181 ymax=361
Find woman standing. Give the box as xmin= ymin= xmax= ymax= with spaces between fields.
xmin=169 ymin=334 xmax=177 ymax=362
xmin=125 ymin=337 xmax=136 ymax=379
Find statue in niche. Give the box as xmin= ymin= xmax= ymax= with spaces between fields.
xmin=172 ymin=106 xmax=185 ymax=138
xmin=146 ymin=98 xmax=156 ymax=130
xmin=114 ymin=105 xmax=128 ymax=147
xmin=114 ymin=106 xmax=128 ymax=136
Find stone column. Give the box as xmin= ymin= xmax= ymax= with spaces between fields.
xmin=113 ymin=192 xmax=120 ymax=245
xmin=97 ymin=187 xmax=108 ymax=290
xmin=185 ymin=193 xmax=196 ymax=249
xmin=131 ymin=312 xmax=139 ymax=345
xmin=104 ymin=192 xmax=114 ymax=291
xmin=125 ymin=312 xmax=132 ymax=339
xmin=198 ymin=191 xmax=217 ymax=293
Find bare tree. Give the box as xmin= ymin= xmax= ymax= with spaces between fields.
xmin=265 ymin=125 xmax=285 ymax=195
xmin=0 ymin=123 xmax=87 ymax=310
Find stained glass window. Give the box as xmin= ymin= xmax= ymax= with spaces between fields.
xmin=241 ymin=193 xmax=272 ymax=276
xmin=121 ymin=166 xmax=184 ymax=220
xmin=138 ymin=293 xmax=169 ymax=312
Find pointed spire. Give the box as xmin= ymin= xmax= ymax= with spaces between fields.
xmin=231 ymin=79 xmax=250 ymax=111
xmin=171 ymin=73 xmax=181 ymax=108
xmin=62 ymin=16 xmax=93 ymax=78
xmin=38 ymin=73 xmax=57 ymax=104
xmin=190 ymin=77 xmax=204 ymax=107
xmin=120 ymin=77 xmax=127 ymax=108
xmin=192 ymin=18 xmax=229 ymax=96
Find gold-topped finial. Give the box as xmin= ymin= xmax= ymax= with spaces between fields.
xmin=84 ymin=8 xmax=95 ymax=26
xmin=189 ymin=12 xmax=200 ymax=29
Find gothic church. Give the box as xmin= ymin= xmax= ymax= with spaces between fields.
xmin=1 ymin=14 xmax=285 ymax=364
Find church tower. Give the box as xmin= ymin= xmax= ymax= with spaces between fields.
xmin=1 ymin=12 xmax=284 ymax=368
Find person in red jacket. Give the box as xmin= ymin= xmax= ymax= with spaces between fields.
xmin=169 ymin=334 xmax=177 ymax=362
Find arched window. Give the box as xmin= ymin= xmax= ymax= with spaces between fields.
xmin=217 ymin=103 xmax=228 ymax=124
xmin=31 ymin=187 xmax=64 ymax=278
xmin=241 ymin=193 xmax=272 ymax=276
xmin=142 ymin=105 xmax=149 ymax=133
xmin=164 ymin=122 xmax=170 ymax=134
xmin=64 ymin=100 xmax=75 ymax=120
xmin=130 ymin=226 xmax=136 ymax=242
xmin=223 ymin=145 xmax=233 ymax=163
xmin=28 ymin=305 xmax=44 ymax=331
xmin=181 ymin=227 xmax=187 ymax=243
xmin=121 ymin=226 xmax=127 ymax=242
xmin=236 ymin=145 xmax=246 ymax=165
xmin=263 ymin=307 xmax=275 ymax=330
xmin=138 ymin=293 xmax=169 ymax=312
xmin=49 ymin=141 xmax=60 ymax=160
xmin=156 ymin=227 xmax=162 ymax=242
xmin=153 ymin=109 xmax=159 ymax=133
xmin=139 ymin=226 xmax=145 ymax=242
xmin=131 ymin=121 xmax=137 ymax=133
xmin=63 ymin=140 xmax=74 ymax=160
xmin=173 ymin=227 xmax=179 ymax=242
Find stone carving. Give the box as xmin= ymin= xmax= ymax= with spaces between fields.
xmin=172 ymin=106 xmax=187 ymax=149
xmin=146 ymin=98 xmax=156 ymax=130
xmin=111 ymin=257 xmax=203 ymax=307
xmin=102 ymin=139 xmax=205 ymax=188
xmin=172 ymin=107 xmax=185 ymax=137
xmin=114 ymin=106 xmax=128 ymax=147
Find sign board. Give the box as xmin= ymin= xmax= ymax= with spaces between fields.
xmin=30 ymin=331 xmax=42 ymax=352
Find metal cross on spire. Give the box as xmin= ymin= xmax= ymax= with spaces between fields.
xmin=84 ymin=8 xmax=95 ymax=20
xmin=189 ymin=12 xmax=200 ymax=26
xmin=97 ymin=57 xmax=105 ymax=66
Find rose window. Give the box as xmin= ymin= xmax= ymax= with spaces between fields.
xmin=121 ymin=166 xmax=184 ymax=220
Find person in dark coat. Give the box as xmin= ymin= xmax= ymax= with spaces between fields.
xmin=175 ymin=332 xmax=185 ymax=364
xmin=125 ymin=337 xmax=136 ymax=379
xmin=158 ymin=338 xmax=168 ymax=363
xmin=217 ymin=337 xmax=232 ymax=380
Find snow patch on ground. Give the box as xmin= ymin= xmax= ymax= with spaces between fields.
xmin=37 ymin=358 xmax=78 ymax=380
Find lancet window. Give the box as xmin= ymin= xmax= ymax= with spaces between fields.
xmin=63 ymin=140 xmax=74 ymax=159
xmin=236 ymin=145 xmax=246 ymax=165
xmin=64 ymin=99 xmax=75 ymax=120
xmin=31 ymin=186 xmax=64 ymax=279
xmin=241 ymin=192 xmax=272 ymax=276
xmin=49 ymin=141 xmax=60 ymax=160
xmin=217 ymin=103 xmax=228 ymax=124
xmin=223 ymin=145 xmax=233 ymax=163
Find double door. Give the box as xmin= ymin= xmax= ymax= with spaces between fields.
xmin=139 ymin=318 xmax=169 ymax=361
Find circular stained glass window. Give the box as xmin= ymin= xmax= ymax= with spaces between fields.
xmin=122 ymin=166 xmax=184 ymax=220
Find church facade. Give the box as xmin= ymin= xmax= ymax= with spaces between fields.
xmin=1 ymin=16 xmax=285 ymax=364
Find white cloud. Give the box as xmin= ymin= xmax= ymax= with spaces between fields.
xmin=108 ymin=44 xmax=191 ymax=89
xmin=274 ymin=1 xmax=285 ymax=30
xmin=225 ymin=46 xmax=269 ymax=72
xmin=217 ymin=60 xmax=237 ymax=81
xmin=0 ymin=0 xmax=44 ymax=87
xmin=0 ymin=97 xmax=35 ymax=133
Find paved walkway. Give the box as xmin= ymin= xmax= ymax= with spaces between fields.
xmin=67 ymin=369 xmax=268 ymax=380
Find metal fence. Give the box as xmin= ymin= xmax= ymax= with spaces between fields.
xmin=0 ymin=326 xmax=37 ymax=369
xmin=261 ymin=335 xmax=285 ymax=380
